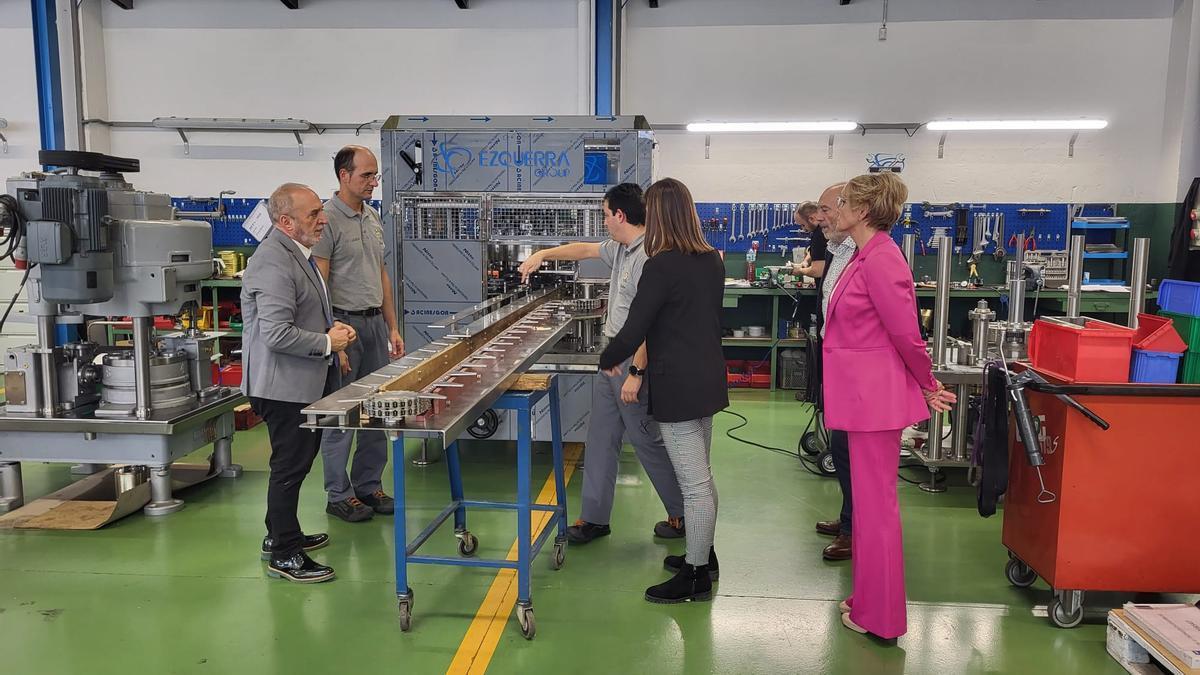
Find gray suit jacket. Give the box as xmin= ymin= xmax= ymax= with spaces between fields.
xmin=240 ymin=229 xmax=334 ymax=404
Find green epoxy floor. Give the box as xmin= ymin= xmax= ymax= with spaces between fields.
xmin=0 ymin=391 xmax=1138 ymax=674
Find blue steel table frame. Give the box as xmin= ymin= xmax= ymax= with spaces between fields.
xmin=391 ymin=376 xmax=568 ymax=639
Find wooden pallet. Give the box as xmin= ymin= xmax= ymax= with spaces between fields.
xmin=1108 ymin=609 xmax=1200 ymax=675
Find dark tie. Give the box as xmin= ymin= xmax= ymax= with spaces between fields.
xmin=309 ymin=258 xmax=333 ymax=329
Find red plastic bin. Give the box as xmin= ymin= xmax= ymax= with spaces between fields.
xmin=218 ymin=362 xmax=243 ymax=387
xmin=726 ymin=360 xmax=771 ymax=389
xmin=1132 ymin=313 xmax=1187 ymax=353
xmin=1028 ymin=317 xmax=1135 ymax=383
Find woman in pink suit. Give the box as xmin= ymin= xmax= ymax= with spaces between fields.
xmin=822 ymin=173 xmax=956 ymax=640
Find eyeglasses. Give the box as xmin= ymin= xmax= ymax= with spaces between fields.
xmin=836 ymin=196 xmax=847 ymax=207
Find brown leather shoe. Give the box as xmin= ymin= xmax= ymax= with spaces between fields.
xmin=823 ymin=533 xmax=852 ymax=561
xmin=815 ymin=519 xmax=841 ymax=537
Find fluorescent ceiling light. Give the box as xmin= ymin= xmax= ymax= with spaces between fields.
xmin=152 ymin=117 xmax=312 ymax=131
xmin=686 ymin=121 xmax=858 ymax=133
xmin=926 ymin=119 xmax=1107 ymax=131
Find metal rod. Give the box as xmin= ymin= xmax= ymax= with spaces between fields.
xmin=133 ymin=317 xmax=154 ymax=420
xmin=1066 ymin=234 xmax=1085 ymax=318
xmin=952 ymin=384 xmax=970 ymax=461
xmin=902 ymin=233 xmax=916 ymax=272
xmin=1128 ymin=237 xmax=1150 ymax=328
xmin=932 ymin=236 xmax=952 ymax=369
xmin=36 ymin=316 xmax=58 ymax=418
xmin=0 ymin=462 xmax=24 ymax=513
xmin=1008 ymin=260 xmax=1026 ymax=326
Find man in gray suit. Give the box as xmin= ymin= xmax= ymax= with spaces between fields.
xmin=242 ymin=182 xmax=357 ymax=584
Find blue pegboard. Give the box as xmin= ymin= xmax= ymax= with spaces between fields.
xmin=174 ymin=197 xmax=384 ymax=247
xmin=888 ymin=202 xmax=1070 ymax=258
xmin=695 ymin=202 xmax=809 ymax=256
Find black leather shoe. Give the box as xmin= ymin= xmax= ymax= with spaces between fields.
xmin=267 ymin=551 xmax=336 ymax=584
xmin=326 ymin=497 xmax=374 ymax=522
xmin=645 ymin=562 xmax=713 ymax=604
xmin=260 ymin=533 xmax=329 ymax=561
xmin=664 ymin=547 xmax=719 ymax=580
xmin=653 ymin=516 xmax=685 ymax=539
xmin=566 ymin=519 xmax=611 ymax=544
xmin=357 ymin=490 xmax=395 ymax=515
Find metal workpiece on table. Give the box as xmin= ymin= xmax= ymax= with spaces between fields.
xmin=303 ymin=292 xmax=579 ymax=443
xmin=932 ymin=235 xmax=953 ymax=370
xmin=1066 ymin=234 xmax=1086 ymax=318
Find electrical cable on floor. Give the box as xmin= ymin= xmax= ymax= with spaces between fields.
xmin=719 ymin=409 xmax=827 ymax=477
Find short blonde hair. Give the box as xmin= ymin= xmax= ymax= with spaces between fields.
xmin=842 ymin=173 xmax=908 ymax=231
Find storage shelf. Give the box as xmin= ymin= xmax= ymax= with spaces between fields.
xmin=1082 ymin=252 xmax=1129 ymax=259
xmin=202 ymin=278 xmax=243 ymax=287
xmin=1070 ymin=219 xmax=1130 ymax=230
xmin=722 ymin=338 xmax=807 ymax=348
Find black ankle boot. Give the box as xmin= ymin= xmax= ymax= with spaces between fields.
xmin=645 ymin=562 xmax=713 ymax=604
xmin=664 ymin=547 xmax=719 ymax=580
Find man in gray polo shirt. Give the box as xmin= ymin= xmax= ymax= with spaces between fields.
xmin=517 ymin=183 xmax=685 ymax=543
xmin=313 ymin=145 xmax=405 ymax=523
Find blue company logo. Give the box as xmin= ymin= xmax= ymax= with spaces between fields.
xmin=433 ymin=142 xmax=474 ymax=179
xmin=481 ymin=149 xmax=572 ymax=178
xmin=867 ymin=153 xmax=905 ymax=172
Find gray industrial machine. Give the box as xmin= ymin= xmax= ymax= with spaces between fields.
xmin=0 ymin=151 xmax=243 ymax=516
xmin=378 ymin=116 xmax=655 ymax=445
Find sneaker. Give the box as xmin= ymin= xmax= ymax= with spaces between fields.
xmin=260 ymin=532 xmax=330 ymax=561
xmin=326 ymin=497 xmax=374 ymax=523
xmin=565 ymin=519 xmax=611 ymax=544
xmin=663 ymin=547 xmax=719 ymax=580
xmin=357 ymin=490 xmax=395 ymax=515
xmin=654 ymin=516 xmax=685 ymax=539
xmin=267 ymin=551 xmax=335 ymax=584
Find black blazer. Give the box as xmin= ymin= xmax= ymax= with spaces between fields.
xmin=599 ymin=249 xmax=729 ymax=423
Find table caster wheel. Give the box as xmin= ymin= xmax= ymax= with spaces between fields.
xmin=398 ymin=589 xmax=414 ymax=632
xmin=1005 ymin=558 xmax=1037 ymax=588
xmin=550 ymin=540 xmax=566 ymax=570
xmin=516 ymin=604 xmax=536 ymax=640
xmin=458 ymin=532 xmax=479 ymax=557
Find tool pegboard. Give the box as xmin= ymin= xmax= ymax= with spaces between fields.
xmin=889 ymin=202 xmax=1069 ymax=258
xmin=695 ymin=202 xmax=807 ymax=256
xmin=175 ymin=197 xmax=384 ymax=247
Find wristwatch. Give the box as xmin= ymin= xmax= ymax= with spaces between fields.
xmin=628 ymin=364 xmax=645 ymax=377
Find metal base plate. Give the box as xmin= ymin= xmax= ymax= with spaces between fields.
xmin=144 ymin=498 xmax=185 ymax=516
xmin=219 ymin=464 xmax=243 ymax=479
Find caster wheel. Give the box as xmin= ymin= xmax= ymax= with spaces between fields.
xmin=468 ymin=409 xmax=500 ymax=439
xmin=815 ymin=449 xmax=837 ymax=476
xmin=398 ymin=589 xmax=414 ymax=632
xmin=517 ymin=605 xmax=536 ymax=640
xmin=1048 ymin=597 xmax=1083 ymax=629
xmin=458 ymin=532 xmax=479 ymax=557
xmin=1005 ymin=558 xmax=1037 ymax=588
xmin=800 ymin=431 xmax=822 ymax=456
xmin=550 ymin=541 xmax=566 ymax=570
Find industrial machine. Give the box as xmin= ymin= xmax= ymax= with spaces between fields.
xmin=379 ymin=116 xmax=655 ymax=443
xmin=0 ymin=151 xmax=243 ymax=516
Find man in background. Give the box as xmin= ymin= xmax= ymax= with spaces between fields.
xmin=313 ymin=146 xmax=404 ymax=523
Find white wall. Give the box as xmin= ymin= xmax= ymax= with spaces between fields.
xmin=625 ymin=15 xmax=1178 ymax=203
xmin=0 ymin=3 xmax=42 ymax=180
xmin=94 ymin=0 xmax=590 ymax=197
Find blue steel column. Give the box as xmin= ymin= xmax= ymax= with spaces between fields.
xmin=594 ymin=0 xmax=614 ymax=116
xmin=31 ymin=0 xmax=65 ymax=157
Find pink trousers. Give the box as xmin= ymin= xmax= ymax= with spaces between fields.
xmin=847 ymin=428 xmax=907 ymax=639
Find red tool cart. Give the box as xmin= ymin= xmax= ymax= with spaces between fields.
xmin=1002 ymin=367 xmax=1200 ymax=628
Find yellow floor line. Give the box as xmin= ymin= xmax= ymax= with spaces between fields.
xmin=447 ymin=443 xmax=582 ymax=675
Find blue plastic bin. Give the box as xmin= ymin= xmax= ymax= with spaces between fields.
xmin=1129 ymin=349 xmax=1183 ymax=383
xmin=1157 ymin=279 xmax=1200 ymax=317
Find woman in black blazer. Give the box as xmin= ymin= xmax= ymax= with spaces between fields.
xmin=599 ymin=177 xmax=728 ymax=604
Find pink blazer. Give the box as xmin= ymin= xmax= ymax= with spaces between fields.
xmin=822 ymin=231 xmax=937 ymax=432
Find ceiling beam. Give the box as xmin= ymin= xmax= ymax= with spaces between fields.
xmin=110 ymin=0 xmax=134 ymax=9
xmin=280 ymin=0 xmax=299 ymax=8
xmin=454 ymin=0 xmax=469 ymax=8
